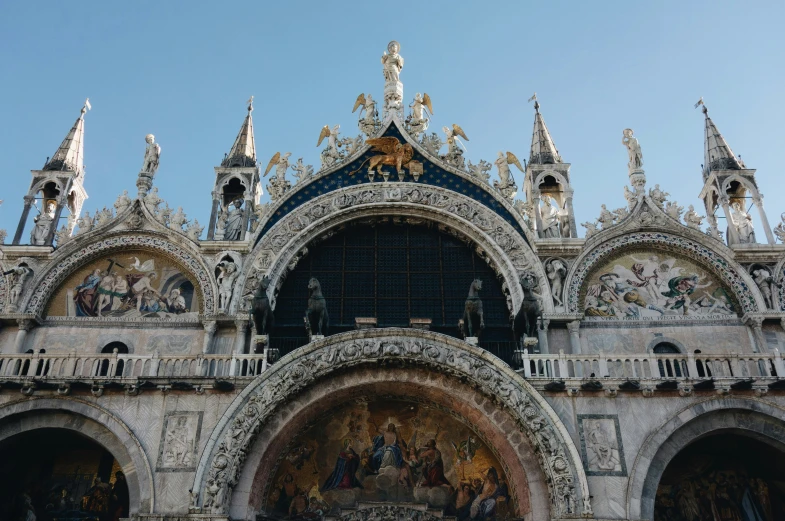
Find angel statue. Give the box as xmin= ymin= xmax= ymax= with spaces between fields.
xmin=621 ymin=128 xmax=643 ymax=173
xmin=493 ymin=151 xmax=524 ymax=199
xmin=291 ymin=158 xmax=314 ymax=185
xmin=352 ymin=93 xmax=378 ymax=136
xmin=407 ymin=92 xmax=433 ymax=135
xmin=264 ymin=152 xmax=293 ymax=201
xmin=441 ymin=124 xmax=469 ymax=168
xmin=317 ymin=124 xmax=344 ymax=169
xmin=349 ymin=137 xmax=414 ymax=182
xmin=141 ymin=134 xmax=161 ymax=176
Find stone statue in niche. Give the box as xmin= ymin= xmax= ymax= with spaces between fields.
xmin=220 ymin=200 xmax=245 ymax=241
xmin=546 ymin=259 xmax=567 ymax=308
xmin=4 ymin=264 xmax=33 ymax=312
xmin=513 ymin=271 xmax=542 ymax=347
xmin=217 ymin=260 xmax=240 ymax=313
xmin=751 ymin=266 xmax=779 ymax=310
xmin=141 ymin=134 xmax=161 ymax=176
xmin=730 ymin=201 xmax=755 ymax=244
xmin=30 ymin=201 xmax=56 ymax=245
xmin=540 ymin=196 xmax=563 ymax=238
xmin=305 ymin=277 xmax=328 ymax=336
xmin=249 ymin=275 xmax=274 ymax=335
xmin=460 ymin=279 xmax=484 ymax=339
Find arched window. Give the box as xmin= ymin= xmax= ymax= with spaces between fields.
xmin=653 ymin=342 xmax=683 ymax=378
xmin=98 ymin=342 xmax=129 ymax=377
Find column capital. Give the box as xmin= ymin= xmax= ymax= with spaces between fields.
xmin=566 ymin=320 xmax=581 ymax=334
xmin=203 ymin=320 xmax=218 ymax=335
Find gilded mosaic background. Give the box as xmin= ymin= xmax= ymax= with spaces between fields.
xmin=581 ymin=249 xmax=737 ymax=319
xmin=45 ymin=250 xmax=199 ymax=318
xmin=265 ymin=398 xmax=516 ymax=520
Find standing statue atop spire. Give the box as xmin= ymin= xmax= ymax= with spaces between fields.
xmin=621 ymin=129 xmax=643 ymax=172
xmin=381 ymin=41 xmax=404 ymax=119
xmin=137 ymin=134 xmax=162 ymax=195
xmin=141 ymin=134 xmax=162 ymax=176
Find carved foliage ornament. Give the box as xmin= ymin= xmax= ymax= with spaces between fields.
xmin=25 ymin=235 xmax=215 ymax=315
xmin=198 ymin=334 xmax=586 ymax=517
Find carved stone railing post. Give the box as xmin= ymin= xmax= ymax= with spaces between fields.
xmin=686 ymin=351 xmax=698 ymax=378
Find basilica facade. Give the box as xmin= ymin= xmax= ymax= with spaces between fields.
xmin=1 ymin=42 xmax=784 ymax=521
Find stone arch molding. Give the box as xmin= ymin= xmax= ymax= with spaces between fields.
xmin=193 ymin=329 xmax=591 ymax=518
xmin=564 ymin=229 xmax=765 ymax=314
xmin=235 ymin=182 xmax=551 ymax=315
xmin=21 ymin=231 xmax=218 ymax=316
xmin=626 ymin=398 xmax=785 ymax=521
xmin=0 ymin=397 xmax=156 ymax=513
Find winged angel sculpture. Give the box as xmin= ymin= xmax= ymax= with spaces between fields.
xmin=407 ymin=92 xmax=433 ymax=135
xmin=350 ymin=137 xmax=416 ymax=182
xmin=442 ymin=124 xmax=469 ymax=168
xmin=264 ymin=152 xmax=293 ymax=201
xmin=352 ymin=93 xmax=378 ymax=136
xmin=317 ymin=124 xmax=344 ymax=169
xmin=494 ymin=151 xmax=524 ymax=199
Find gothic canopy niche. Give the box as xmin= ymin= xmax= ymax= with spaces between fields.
xmin=25 ymin=235 xmax=215 ymax=318
xmin=567 ymin=232 xmax=759 ymax=319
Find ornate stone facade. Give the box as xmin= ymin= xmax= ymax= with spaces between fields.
xmin=1 ymin=42 xmax=785 ymax=521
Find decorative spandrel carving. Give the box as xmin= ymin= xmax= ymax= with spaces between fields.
xmin=157 ymin=412 xmax=203 ymax=471
xmin=467 ymin=159 xmax=491 ymax=183
xmin=578 ymin=415 xmax=627 ymax=476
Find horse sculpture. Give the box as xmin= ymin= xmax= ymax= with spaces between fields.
xmin=305 ymin=277 xmax=329 ymax=336
xmin=461 ymin=279 xmax=485 ymax=338
xmin=250 ymin=275 xmax=274 ymax=336
xmin=513 ymin=271 xmax=542 ymax=347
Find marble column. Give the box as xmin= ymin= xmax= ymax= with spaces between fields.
xmin=564 ymin=190 xmax=577 ymax=238
xmin=720 ymin=197 xmax=738 ymax=245
xmin=753 ymin=197 xmax=775 ymax=245
xmin=746 ymin=317 xmax=766 ymax=353
xmin=532 ymin=192 xmax=543 ymax=238
xmin=202 ymin=321 xmax=217 ymax=355
xmin=537 ymin=319 xmax=551 ymax=354
xmin=234 ymin=319 xmax=249 ymax=355
xmin=15 ymin=319 xmax=35 ymax=353
xmin=567 ymin=320 xmax=582 ymax=354
xmin=240 ymin=196 xmax=252 ymax=241
xmin=45 ymin=194 xmax=68 ymax=246
xmin=207 ymin=191 xmax=221 ymax=240
xmin=12 ymin=196 xmax=34 ymax=245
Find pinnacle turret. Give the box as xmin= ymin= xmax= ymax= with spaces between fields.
xmin=701 ymin=103 xmax=742 ymax=179
xmin=44 ymin=99 xmax=90 ymax=175
xmin=221 ymin=97 xmax=257 ymax=168
xmin=529 ymin=99 xmax=561 ymax=165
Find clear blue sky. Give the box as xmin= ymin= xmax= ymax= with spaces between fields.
xmin=1 ymin=1 xmax=783 ymax=240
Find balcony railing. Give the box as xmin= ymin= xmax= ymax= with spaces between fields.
xmin=0 ymin=348 xmax=782 ymax=387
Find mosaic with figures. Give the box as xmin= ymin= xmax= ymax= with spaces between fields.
xmin=581 ymin=250 xmax=737 ymax=319
xmin=264 ymin=398 xmax=517 ymax=521
xmin=45 ymin=250 xmax=199 ymax=319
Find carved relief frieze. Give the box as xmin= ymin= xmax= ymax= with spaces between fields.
xmin=577 ymin=414 xmax=627 ymax=476
xmin=157 ymin=411 xmax=203 ymax=472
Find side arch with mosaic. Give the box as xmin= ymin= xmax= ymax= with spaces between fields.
xmin=565 ymin=231 xmax=764 ymax=317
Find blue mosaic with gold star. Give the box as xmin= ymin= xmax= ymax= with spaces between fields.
xmin=257 ymin=123 xmax=529 ymax=247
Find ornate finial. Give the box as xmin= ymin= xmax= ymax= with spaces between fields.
xmin=528 ymin=93 xmax=539 ymax=112
xmin=81 ymin=98 xmax=91 ymax=116
xmin=247 ymin=96 xmax=254 ymax=113
xmin=694 ymin=97 xmax=708 ymax=115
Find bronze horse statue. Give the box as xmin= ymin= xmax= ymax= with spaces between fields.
xmin=513 ymin=271 xmax=542 ymax=347
xmin=305 ymin=277 xmax=329 ymax=336
xmin=250 ymin=275 xmax=274 ymax=336
xmin=461 ymin=279 xmax=485 ymax=338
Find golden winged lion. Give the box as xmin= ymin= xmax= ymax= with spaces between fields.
xmin=350 ymin=137 xmax=414 ymax=177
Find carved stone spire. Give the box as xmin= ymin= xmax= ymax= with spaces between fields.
xmin=529 ymin=98 xmax=561 ymax=165
xmin=701 ymin=102 xmax=742 ymax=179
xmin=44 ymin=99 xmax=90 ymax=175
xmin=222 ymin=97 xmax=257 ymax=168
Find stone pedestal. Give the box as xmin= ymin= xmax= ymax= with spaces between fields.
xmin=465 ymin=336 xmax=479 ymax=346
xmin=355 ymin=317 xmax=378 ymax=330
xmin=136 ymin=173 xmax=153 ymax=196
xmin=309 ymin=334 xmax=325 ymax=343
xmin=409 ymin=318 xmax=431 ymax=330
xmin=383 ymin=80 xmax=403 ymax=119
